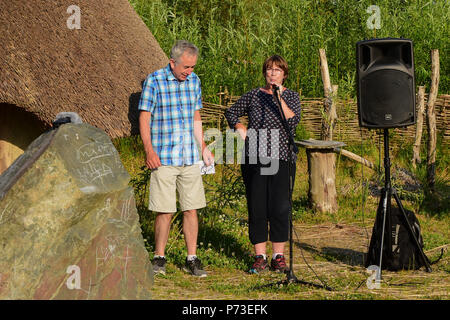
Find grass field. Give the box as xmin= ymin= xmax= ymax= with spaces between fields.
xmin=122 ymin=0 xmax=449 ymax=300
xmin=114 ymin=134 xmax=449 ymax=300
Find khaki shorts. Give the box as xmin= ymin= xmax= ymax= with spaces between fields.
xmin=148 ymin=164 xmax=206 ymax=213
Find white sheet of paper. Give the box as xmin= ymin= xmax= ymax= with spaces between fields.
xmin=197 ymin=160 xmax=215 ymax=175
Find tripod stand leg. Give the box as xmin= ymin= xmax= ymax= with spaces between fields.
xmin=377 ymin=188 xmax=390 ymax=281
xmin=392 ymin=190 xmax=432 ymax=272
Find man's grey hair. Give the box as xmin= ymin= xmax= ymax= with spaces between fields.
xmin=170 ymin=40 xmax=199 ymax=62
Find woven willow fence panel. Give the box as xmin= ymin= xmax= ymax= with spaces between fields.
xmin=201 ymin=93 xmax=449 ymax=147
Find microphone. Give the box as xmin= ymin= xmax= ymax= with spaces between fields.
xmin=271 ymin=84 xmax=279 ymax=91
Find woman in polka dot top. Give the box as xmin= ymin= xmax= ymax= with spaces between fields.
xmin=225 ymin=55 xmax=301 ymax=274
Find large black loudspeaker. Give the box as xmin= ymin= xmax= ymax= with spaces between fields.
xmin=356 ymin=38 xmax=416 ymax=128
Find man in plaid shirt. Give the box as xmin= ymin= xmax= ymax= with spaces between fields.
xmin=139 ymin=40 xmax=213 ymax=277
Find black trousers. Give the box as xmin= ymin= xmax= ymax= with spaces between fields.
xmin=241 ymin=159 xmax=296 ymax=245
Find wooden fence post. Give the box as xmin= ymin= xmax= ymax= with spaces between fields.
xmin=412 ymin=86 xmax=425 ymax=169
xmin=329 ymin=84 xmax=338 ymax=140
xmin=319 ymin=49 xmax=338 ymax=141
xmin=427 ymin=50 xmax=439 ymax=189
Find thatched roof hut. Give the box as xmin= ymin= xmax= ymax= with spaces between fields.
xmin=0 ymin=0 xmax=168 ymax=173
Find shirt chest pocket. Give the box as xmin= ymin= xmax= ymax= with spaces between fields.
xmin=188 ymin=91 xmax=199 ymax=109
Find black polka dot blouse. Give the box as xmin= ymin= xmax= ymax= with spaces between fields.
xmin=225 ymin=88 xmax=301 ymax=163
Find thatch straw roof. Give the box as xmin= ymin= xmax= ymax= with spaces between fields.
xmin=0 ymin=0 xmax=168 ymax=138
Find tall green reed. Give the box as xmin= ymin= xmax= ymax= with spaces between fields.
xmin=130 ymin=0 xmax=448 ymax=100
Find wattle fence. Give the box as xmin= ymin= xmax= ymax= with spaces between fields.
xmin=201 ymin=92 xmax=449 ymax=148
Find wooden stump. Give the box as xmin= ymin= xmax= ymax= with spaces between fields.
xmin=297 ymin=139 xmax=345 ymax=213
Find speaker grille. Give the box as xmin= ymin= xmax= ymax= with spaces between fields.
xmin=359 ymin=69 xmax=415 ymax=128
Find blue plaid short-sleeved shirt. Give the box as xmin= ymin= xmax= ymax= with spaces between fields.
xmin=138 ymin=64 xmax=203 ymax=166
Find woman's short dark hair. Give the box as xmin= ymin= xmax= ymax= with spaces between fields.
xmin=262 ymin=55 xmax=289 ymax=81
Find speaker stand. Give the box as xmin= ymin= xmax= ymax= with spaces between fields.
xmin=373 ymin=129 xmax=432 ymax=284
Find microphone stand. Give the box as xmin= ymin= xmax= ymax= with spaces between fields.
xmin=256 ymin=85 xmax=331 ymax=291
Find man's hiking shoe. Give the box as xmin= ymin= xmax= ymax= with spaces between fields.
xmin=152 ymin=256 xmax=167 ymax=275
xmin=249 ymin=255 xmax=269 ymax=274
xmin=184 ymin=257 xmax=208 ymax=277
xmin=270 ymin=254 xmax=289 ymax=273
